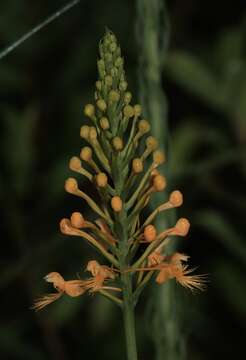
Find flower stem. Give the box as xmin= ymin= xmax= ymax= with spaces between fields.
xmin=121 ymin=273 xmax=138 ymax=360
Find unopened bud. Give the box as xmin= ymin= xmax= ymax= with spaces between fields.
xmin=153 ymin=175 xmax=167 ymax=192
xmin=60 ymin=218 xmax=72 ymax=235
xmin=175 ymin=218 xmax=190 ymax=236
xmin=134 ymin=104 xmax=142 ymax=117
xmin=69 ymin=156 xmax=81 ymax=171
xmin=144 ymin=225 xmax=157 ymax=242
xmin=123 ymin=105 xmax=134 ymax=118
xmin=109 ymin=42 xmax=117 ymax=52
xmin=89 ymin=127 xmax=97 ymax=142
xmin=95 ymin=81 xmax=102 ymax=91
xmin=124 ymin=92 xmax=132 ymax=104
xmin=80 ymin=146 xmax=92 ymax=162
xmin=153 ymin=150 xmax=166 ymax=165
xmin=111 ymin=196 xmax=123 ymax=212
xmin=169 ymin=190 xmax=183 ymax=207
xmin=80 ymin=125 xmax=90 ymax=139
xmin=138 ymin=119 xmax=150 ymax=134
xmin=109 ymin=90 xmax=120 ymax=102
xmin=96 ymin=99 xmax=107 ymax=112
xmin=110 ymin=67 xmax=118 ymax=77
xmin=65 ymin=178 xmax=78 ymax=194
xmin=105 ymin=75 xmax=113 ymax=87
xmin=115 ymin=57 xmax=123 ymax=68
xmin=146 ymin=136 xmax=158 ymax=150
xmin=84 ymin=104 xmax=95 ymax=118
xmin=105 ymin=52 xmax=113 ymax=62
xmin=151 ymin=169 xmax=160 ymax=177
xmin=100 ymin=117 xmax=110 ymax=130
xmin=132 ymin=158 xmax=143 ymax=173
xmin=96 ymin=173 xmax=108 ymax=187
xmin=112 ymin=137 xmax=123 ymax=151
xmin=119 ymin=81 xmax=128 ymax=91
xmin=71 ymin=212 xmax=85 ymax=228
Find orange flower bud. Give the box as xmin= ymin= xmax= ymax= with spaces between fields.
xmin=89 ymin=127 xmax=98 ymax=142
xmin=100 ymin=117 xmax=110 ymax=130
xmin=144 ymin=225 xmax=157 ymax=242
xmin=146 ymin=136 xmax=158 ymax=150
xmin=153 ymin=150 xmax=166 ymax=165
xmin=80 ymin=125 xmax=90 ymax=139
xmin=111 ymin=196 xmax=123 ymax=212
xmin=80 ymin=146 xmax=92 ymax=162
xmin=174 ymin=218 xmax=190 ymax=236
xmin=153 ymin=175 xmax=167 ymax=192
xmin=60 ymin=218 xmax=72 ymax=235
xmin=96 ymin=173 xmax=108 ymax=187
xmin=71 ymin=212 xmax=85 ymax=228
xmin=112 ymin=137 xmax=123 ymax=151
xmin=65 ymin=178 xmax=78 ymax=194
xmin=169 ymin=190 xmax=183 ymax=207
xmin=138 ymin=119 xmax=150 ymax=134
xmin=69 ymin=156 xmax=81 ymax=171
xmin=132 ymin=158 xmax=143 ymax=173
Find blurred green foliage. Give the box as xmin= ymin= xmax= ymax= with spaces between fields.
xmin=0 ymin=1 xmax=245 ymax=359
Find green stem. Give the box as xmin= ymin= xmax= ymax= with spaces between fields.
xmin=121 ymin=273 xmax=138 ymax=360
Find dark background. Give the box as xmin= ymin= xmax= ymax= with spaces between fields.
xmin=0 ymin=1 xmax=245 ymax=359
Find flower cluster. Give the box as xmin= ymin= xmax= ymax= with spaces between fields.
xmin=33 ymin=30 xmax=205 ymax=311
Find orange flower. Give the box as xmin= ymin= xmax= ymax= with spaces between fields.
xmin=32 ymin=261 xmax=120 ymax=311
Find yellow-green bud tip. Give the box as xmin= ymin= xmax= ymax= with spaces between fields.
xmin=100 ymin=117 xmax=110 ymax=130
xmin=123 ymin=105 xmax=134 ymax=118
xmin=109 ymin=90 xmax=120 ymax=102
xmin=112 ymin=137 xmax=124 ymax=151
xmin=96 ymin=99 xmax=107 ymax=112
xmin=84 ymin=104 xmax=95 ymax=118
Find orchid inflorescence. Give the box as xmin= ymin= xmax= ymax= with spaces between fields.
xmin=33 ymin=30 xmax=206 ymax=312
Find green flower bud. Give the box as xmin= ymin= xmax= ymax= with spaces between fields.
xmin=100 ymin=117 xmax=110 ymax=130
xmin=112 ymin=137 xmax=124 ymax=151
xmin=105 ymin=75 xmax=113 ymax=87
xmin=109 ymin=90 xmax=120 ymax=102
xmin=119 ymin=81 xmax=128 ymax=91
xmin=84 ymin=104 xmax=95 ymax=118
xmin=95 ymin=81 xmax=102 ymax=91
xmin=96 ymin=99 xmax=107 ymax=112
xmin=123 ymin=105 xmax=134 ymax=118
xmin=115 ymin=57 xmax=123 ymax=68
xmin=134 ymin=104 xmax=142 ymax=117
xmin=124 ymin=92 xmax=132 ymax=104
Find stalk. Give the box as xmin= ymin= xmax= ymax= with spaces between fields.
xmin=121 ymin=273 xmax=138 ymax=360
